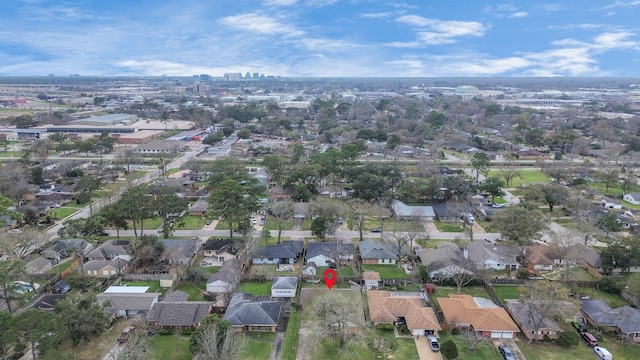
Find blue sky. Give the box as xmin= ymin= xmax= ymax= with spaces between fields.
xmin=1 ymin=0 xmax=640 ymax=77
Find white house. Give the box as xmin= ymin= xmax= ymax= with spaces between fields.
xmin=601 ymin=197 xmax=623 ymax=210
xmin=363 ymin=271 xmax=381 ymax=290
xmin=305 ymin=242 xmax=354 ymax=267
xmin=624 ymin=193 xmax=640 ymax=205
xmin=271 ymin=277 xmax=297 ymax=298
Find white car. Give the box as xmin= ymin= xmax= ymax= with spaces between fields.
xmin=593 ymin=346 xmax=612 ymax=360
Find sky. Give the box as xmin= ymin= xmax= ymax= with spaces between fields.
xmin=1 ymin=0 xmax=640 ymax=77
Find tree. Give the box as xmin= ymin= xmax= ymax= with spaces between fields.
xmin=207 ymin=179 xmax=262 ymax=239
xmin=389 ymin=231 xmax=408 ymax=267
xmin=481 ymin=176 xmax=505 ymax=202
xmin=118 ymin=327 xmax=153 ymax=360
xmin=55 ymin=292 xmax=108 ymax=346
xmin=311 ymin=216 xmax=330 ymax=241
xmin=459 ymin=329 xmax=486 ymax=354
xmin=0 ymin=228 xmax=51 ymax=260
xmin=350 ymin=199 xmax=372 ymax=242
xmin=417 ymin=265 xmax=429 ymax=283
xmin=269 ymin=201 xmax=293 ymax=244
xmin=0 ymin=311 xmax=16 ymax=360
xmin=596 ymin=213 xmax=623 ymax=238
xmin=489 ymin=206 xmax=549 ymax=245
xmin=100 ymin=203 xmax=128 ymax=239
xmin=151 ymin=186 xmax=188 ymax=238
xmin=600 ymin=241 xmax=634 ymax=274
xmin=470 ymin=152 xmax=490 ymax=181
xmin=31 ymin=166 xmax=45 ymax=185
xmin=0 ymin=259 xmax=27 ymax=315
xmin=519 ymin=281 xmax=574 ymax=342
xmin=524 ymin=183 xmax=568 ymax=212
xmin=557 ymin=330 xmax=580 ymax=347
xmin=306 ymin=291 xmax=365 ymax=349
xmin=15 ymin=309 xmax=64 ymax=359
xmin=440 ymin=339 xmax=458 ymax=359
xmin=190 ymin=316 xmax=246 ymax=360
xmin=58 ymin=216 xmax=106 ymax=239
xmin=131 ymin=235 xmax=165 ymax=269
xmin=499 ymin=160 xmax=521 ymax=187
xmin=76 ymin=175 xmax=101 ymax=216
xmin=119 ymin=184 xmax=152 ymax=238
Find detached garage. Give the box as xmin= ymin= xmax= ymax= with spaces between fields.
xmin=271 ymin=277 xmax=298 ymax=298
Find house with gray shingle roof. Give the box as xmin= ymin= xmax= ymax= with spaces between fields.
xmin=464 ymin=242 xmax=521 ymax=271
xmin=271 ymin=277 xmax=297 ymax=298
xmin=305 ymin=241 xmax=354 ymax=267
xmin=391 ymin=200 xmax=434 ymax=221
xmin=149 ymin=296 xmax=213 ymax=329
xmin=252 ymin=240 xmax=303 ymax=265
xmin=581 ymin=299 xmax=640 ymax=342
xmin=223 ymin=293 xmax=282 ymax=332
xmin=42 ymin=238 xmax=94 ymax=260
xmin=359 ymin=239 xmax=398 ymax=265
xmin=97 ymin=292 xmax=160 ymax=319
xmin=83 ymin=258 xmax=129 ymax=277
xmin=86 ymin=240 xmax=131 ymax=261
xmin=159 ymin=239 xmax=201 ymax=264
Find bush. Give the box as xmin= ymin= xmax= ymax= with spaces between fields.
xmin=557 ymin=331 xmax=579 ymax=347
xmin=376 ymin=323 xmax=395 ymax=331
xmin=591 ymin=328 xmax=604 ymax=341
xmin=543 ymin=334 xmax=551 ymax=342
xmin=597 ymin=276 xmax=623 ymax=295
xmin=441 ymin=339 xmax=458 ymax=359
xmin=158 ymin=328 xmax=174 ymax=336
xmin=180 ymin=328 xmax=195 ymax=336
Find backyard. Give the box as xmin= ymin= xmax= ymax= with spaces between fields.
xmin=176 ymin=282 xmax=207 ymax=301
xmin=149 ymin=332 xmax=192 ymax=360
xmin=241 ymin=333 xmax=275 ymax=360
xmin=491 ymin=285 xmax=522 ymax=302
xmin=430 ymin=286 xmax=492 ymax=306
xmin=239 ymin=281 xmax=273 ymax=295
xmin=361 ymin=264 xmax=410 ymax=278
xmin=120 ymin=280 xmax=164 ymax=294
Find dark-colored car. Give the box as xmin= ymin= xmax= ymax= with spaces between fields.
xmin=572 ymin=319 xmax=587 ymax=333
xmin=498 ymin=344 xmax=516 ymax=360
xmin=369 ymin=228 xmax=382 ymax=233
xmin=427 ymin=335 xmax=440 ymax=352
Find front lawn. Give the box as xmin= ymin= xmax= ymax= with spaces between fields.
xmin=431 ymin=332 xmax=501 ymax=360
xmin=434 ymin=221 xmax=466 ymax=232
xmin=241 ymin=332 xmax=275 ymax=360
xmin=149 ymin=332 xmax=192 ymax=360
xmin=239 ymin=281 xmax=273 ymax=295
xmin=47 ymin=207 xmax=78 ymax=220
xmin=361 ymin=265 xmax=409 ymax=278
xmin=488 ymin=169 xmax=549 ymax=187
xmin=124 ymin=217 xmax=163 ymax=230
xmin=177 ymin=215 xmax=206 ymax=230
xmin=517 ymin=334 xmax=594 ymax=360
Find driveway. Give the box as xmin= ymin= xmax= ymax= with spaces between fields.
xmin=414 ymin=336 xmax=443 ymax=360
xmin=492 ymin=338 xmax=526 ymax=360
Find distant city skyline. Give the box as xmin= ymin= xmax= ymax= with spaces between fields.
xmin=2 ymin=0 xmax=640 ymax=78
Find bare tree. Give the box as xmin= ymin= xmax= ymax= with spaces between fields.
xmin=460 ymin=329 xmax=487 ymax=354
xmin=389 ymin=230 xmax=408 ymax=268
xmin=192 ymin=317 xmax=247 ymax=360
xmin=269 ymin=200 xmax=294 ymax=244
xmin=350 ymin=199 xmax=373 ymax=242
xmin=306 ymin=291 xmax=365 ymax=350
xmin=519 ymin=281 xmax=575 ymax=342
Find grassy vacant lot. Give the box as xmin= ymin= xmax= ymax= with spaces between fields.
xmin=281 ymin=309 xmax=301 ymax=360
xmin=176 ymin=282 xmax=206 ymax=301
xmin=177 ymin=215 xmax=206 ymax=230
xmin=437 ymin=332 xmax=501 ymax=360
xmin=361 ymin=265 xmax=409 ymax=278
xmin=488 ymin=169 xmax=549 ymax=187
xmin=434 ymin=221 xmax=466 ymax=232
xmin=241 ymin=333 xmax=275 ymax=360
xmin=309 ymin=330 xmax=419 ymax=360
xmin=149 ymin=332 xmax=192 ymax=360
xmin=47 ymin=207 xmax=78 ymax=219
xmin=239 ymin=281 xmax=273 ymax=295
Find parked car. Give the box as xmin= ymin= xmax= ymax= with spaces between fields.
xmin=572 ymin=319 xmax=587 ymax=333
xmin=427 ymin=335 xmax=440 ymax=352
xmin=580 ymin=332 xmax=599 ymax=347
xmin=593 ymin=346 xmax=612 ymax=360
xmin=369 ymin=228 xmax=382 ymax=233
xmin=498 ymin=344 xmax=516 ymax=360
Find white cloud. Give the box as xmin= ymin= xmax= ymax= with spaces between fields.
xmin=509 ymin=12 xmax=528 ymax=18
xmin=360 ymin=12 xmax=392 ymax=19
xmin=484 ymin=4 xmax=528 ymax=18
xmin=219 ymin=13 xmax=305 ymax=37
xmin=395 ymin=15 xmax=487 ymax=45
xmin=592 ymin=31 xmax=639 ymax=50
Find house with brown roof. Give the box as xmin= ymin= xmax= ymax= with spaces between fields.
xmin=523 ymin=245 xmax=562 ymax=271
xmin=368 ymin=291 xmax=441 ymax=337
xmin=438 ymin=294 xmax=520 ymax=339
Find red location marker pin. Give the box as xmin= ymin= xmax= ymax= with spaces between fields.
xmin=324 ymin=268 xmax=336 ymax=290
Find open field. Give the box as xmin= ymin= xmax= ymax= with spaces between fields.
xmin=488 ymin=169 xmax=549 ymax=187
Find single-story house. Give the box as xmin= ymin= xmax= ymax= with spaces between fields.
xmin=363 ymin=271 xmax=381 ymax=290
xmin=85 ymin=240 xmax=131 ymax=262
xmin=83 ymin=258 xmax=129 ymax=277
xmin=505 ymin=299 xmax=568 ymax=341
xmin=523 ymin=245 xmax=563 ymax=271
xmin=205 ymin=258 xmax=242 ymax=295
xmin=26 ymin=257 xmax=53 ymax=275
xmin=439 ymin=294 xmax=520 ymax=339
xmin=149 ymin=291 xmax=213 ymax=329
xmin=601 ymin=197 xmax=623 ymax=210
xmin=464 ymin=242 xmax=520 ymax=271
xmin=271 ymin=277 xmax=298 ymax=298
xmin=188 ymin=199 xmax=209 ymax=216
xmin=418 ymin=242 xmax=473 ymax=280
xmin=368 ymin=290 xmax=441 ymax=337
xmin=159 ymin=239 xmax=201 ymax=264
xmin=432 ymin=203 xmax=462 ymax=223
xmin=569 ymin=244 xmax=602 ymax=273
xmin=305 ymin=241 xmax=354 ymax=267
xmin=391 ymin=200 xmax=435 ymax=221
xmin=359 ymin=239 xmax=398 ymax=265
xmin=42 ymin=238 xmax=94 ymax=260
xmin=97 ymin=292 xmax=160 ymax=319
xmin=223 ymin=293 xmax=282 ymax=332
xmin=624 ymin=193 xmax=640 ymax=205
xmin=252 ymin=240 xmax=303 ymax=265
xmin=581 ymin=299 xmax=640 ymax=342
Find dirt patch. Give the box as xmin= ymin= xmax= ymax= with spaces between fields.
xmin=297 ymin=321 xmax=314 ymax=360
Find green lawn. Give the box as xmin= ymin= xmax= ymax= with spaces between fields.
xmin=120 ymin=280 xmax=163 ymax=293
xmin=149 ymin=332 xmax=192 ymax=360
xmin=361 ymin=265 xmax=410 ymax=278
xmin=361 ymin=219 xmax=424 ymax=232
xmin=489 ymin=169 xmax=549 ymax=187
xmin=239 ymin=281 xmax=273 ymax=295
xmin=48 ymin=258 xmax=77 ymax=275
xmin=263 ymin=217 xmax=293 ymax=231
xmin=517 ymin=334 xmax=595 ymax=360
xmin=175 ymin=282 xmax=206 ymax=301
xmin=281 ymin=310 xmax=301 ymax=360
xmin=47 ymin=207 xmax=78 ymax=219
xmin=434 ymin=221 xmax=466 ymax=232
xmin=317 ymin=266 xmax=356 ymax=277
xmin=437 ymin=332 xmax=501 ymax=360
xmin=192 ymin=264 xmax=220 ymax=276
xmin=124 ymin=217 xmax=164 ymax=230
xmin=491 ymin=285 xmax=521 ymax=302
xmin=432 ymin=286 xmax=491 ymax=305
xmin=177 ymin=215 xmax=206 ymax=230
xmin=579 ymin=287 xmax=629 ymax=308
xmin=241 ymin=333 xmax=275 ymax=360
